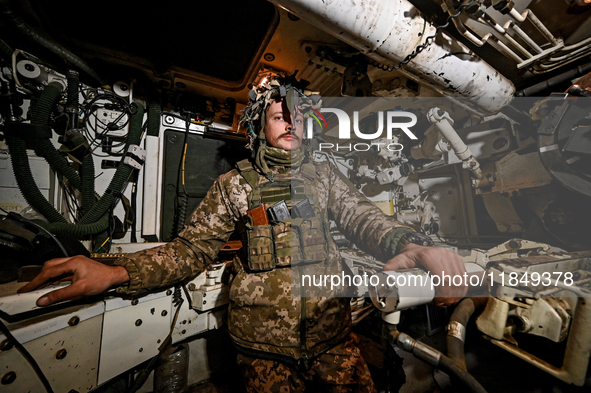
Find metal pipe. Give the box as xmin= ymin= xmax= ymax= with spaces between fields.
xmin=534 ymin=50 xmax=591 ymax=73
xmin=494 ymin=40 xmax=524 ymax=63
xmin=480 ymin=14 xmax=505 ymax=34
xmin=508 ymin=22 xmax=543 ymax=53
xmin=482 ymin=11 xmax=532 ymax=59
xmin=451 ymin=16 xmax=491 ymax=47
xmin=509 ymin=7 xmax=525 ymax=23
xmin=547 ymin=45 xmax=591 ymax=62
xmin=503 ymin=34 xmax=533 ymax=59
xmin=562 ymin=35 xmax=591 ymax=52
xmin=509 ymin=8 xmax=559 ymax=47
xmin=397 ymin=333 xmax=488 ymax=393
xmin=268 ymin=0 xmax=515 ymax=112
xmin=525 ymin=11 xmax=560 ymax=47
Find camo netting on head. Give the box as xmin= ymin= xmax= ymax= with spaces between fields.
xmin=239 ymin=74 xmax=322 ymax=147
xmin=239 ymin=74 xmax=322 ymax=180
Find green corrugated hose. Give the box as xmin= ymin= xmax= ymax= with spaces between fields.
xmin=7 ymin=81 xmax=145 ymax=236
xmin=49 ymin=103 xmax=145 ymax=235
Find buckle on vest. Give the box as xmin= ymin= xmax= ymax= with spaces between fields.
xmin=297 ymin=354 xmax=311 ymax=372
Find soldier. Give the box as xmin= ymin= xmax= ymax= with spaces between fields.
xmin=19 ymin=76 xmax=467 ymax=392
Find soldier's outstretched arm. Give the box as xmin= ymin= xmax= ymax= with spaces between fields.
xmin=19 ymin=172 xmax=239 ymax=305
xmin=325 ymin=163 xmax=467 ymax=306
xmin=18 ymin=255 xmax=130 ymax=306
xmin=325 ymin=162 xmax=414 ymax=261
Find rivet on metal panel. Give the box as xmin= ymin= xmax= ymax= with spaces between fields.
xmin=181 ymin=330 xmax=186 ymax=334
xmin=131 ymin=299 xmax=139 ymax=306
xmin=188 ymin=283 xmax=196 ymax=291
xmin=166 ymin=289 xmax=173 ymax=296
xmin=161 ymin=310 xmax=168 ymax=317
xmin=1 ymin=371 xmax=16 ymax=384
xmin=0 ymin=339 xmax=13 ymax=351
xmin=139 ymin=348 xmax=143 ymax=352
xmin=68 ymin=316 xmax=80 ymax=326
xmin=135 ymin=319 xmax=143 ymax=326
xmin=55 ymin=349 xmax=67 ymax=360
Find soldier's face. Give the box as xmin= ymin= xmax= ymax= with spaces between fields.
xmin=263 ymin=99 xmax=304 ymax=151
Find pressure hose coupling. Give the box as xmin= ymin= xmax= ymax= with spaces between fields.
xmin=397 ymin=333 xmax=442 ymax=366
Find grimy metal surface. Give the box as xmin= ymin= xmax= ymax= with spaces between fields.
xmin=269 ymin=0 xmax=515 ymax=111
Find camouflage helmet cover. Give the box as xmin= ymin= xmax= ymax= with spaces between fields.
xmin=239 ymin=74 xmax=322 ymax=147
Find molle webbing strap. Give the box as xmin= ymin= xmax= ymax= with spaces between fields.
xmin=299 ymin=162 xmax=317 ymax=181
xmin=236 ymin=160 xmax=259 ymax=188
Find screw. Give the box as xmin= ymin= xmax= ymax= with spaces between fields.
xmin=203 ymin=301 xmax=207 ymax=305
xmin=181 ymin=330 xmax=186 ymax=334
xmin=68 ymin=316 xmax=80 ymax=326
xmin=135 ymin=319 xmax=142 ymax=326
xmin=55 ymin=349 xmax=67 ymax=360
xmin=166 ymin=289 xmax=173 ymax=296
xmin=0 ymin=339 xmax=13 ymax=351
xmin=188 ymin=283 xmax=196 ymax=291
xmin=131 ymin=299 xmax=139 ymax=306
xmin=161 ymin=310 xmax=168 ymax=317
xmin=1 ymin=371 xmax=16 ymax=385
xmin=139 ymin=348 xmax=143 ymax=352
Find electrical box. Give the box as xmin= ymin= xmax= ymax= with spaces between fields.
xmin=93 ymin=108 xmax=129 ymax=138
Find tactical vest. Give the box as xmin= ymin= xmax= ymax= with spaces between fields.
xmin=236 ymin=159 xmax=331 ymax=272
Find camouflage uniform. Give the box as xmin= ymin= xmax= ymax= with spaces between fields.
xmin=113 ymin=158 xmax=413 ymax=390
xmin=237 ymin=333 xmax=375 ymax=393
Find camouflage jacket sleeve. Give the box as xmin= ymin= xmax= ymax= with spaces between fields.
xmin=113 ymin=171 xmax=242 ymax=294
xmin=321 ymin=162 xmax=415 ymax=262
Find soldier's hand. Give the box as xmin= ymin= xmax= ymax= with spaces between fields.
xmin=17 ymin=255 xmax=130 ymax=307
xmin=383 ymin=243 xmax=468 ymax=307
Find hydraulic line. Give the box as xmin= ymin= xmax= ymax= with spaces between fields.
xmin=0 ymin=1 xmax=105 ymax=85
xmin=80 ymin=154 xmax=96 ymax=213
xmin=66 ymin=70 xmax=79 ymax=108
xmin=446 ymin=297 xmax=488 ymax=370
xmin=49 ymin=103 xmax=145 ymax=235
xmin=6 ymin=135 xmax=67 ymax=223
xmin=5 ymin=82 xmax=69 ymax=223
xmin=33 ymin=83 xmax=82 ymax=190
xmin=0 ymin=37 xmax=13 ymax=63
xmin=66 ymin=69 xmax=80 ymax=131
xmin=147 ymin=102 xmax=161 ymax=137
xmin=7 ymin=81 xmax=144 ymax=235
xmin=78 ymin=103 xmax=144 ymax=225
xmin=396 ymin=332 xmax=488 ymax=393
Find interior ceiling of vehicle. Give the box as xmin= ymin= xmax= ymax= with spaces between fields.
xmin=2 ymin=0 xmax=591 ymax=105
